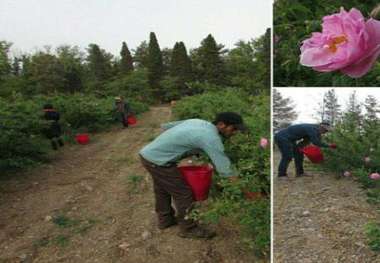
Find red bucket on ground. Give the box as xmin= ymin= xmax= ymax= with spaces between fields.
xmin=301 ymin=145 xmax=324 ymax=163
xmin=75 ymin=134 xmax=90 ymax=145
xmin=179 ymin=165 xmax=213 ymax=201
xmin=127 ymin=115 xmax=137 ymax=125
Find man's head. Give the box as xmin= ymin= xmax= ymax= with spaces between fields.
xmin=115 ymin=96 xmax=122 ymax=102
xmin=213 ymin=112 xmax=247 ymax=138
xmin=319 ymin=121 xmax=331 ymax=134
xmin=43 ymin=104 xmax=53 ymax=110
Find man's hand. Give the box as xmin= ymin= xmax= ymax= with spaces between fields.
xmin=329 ymin=143 xmax=337 ymax=149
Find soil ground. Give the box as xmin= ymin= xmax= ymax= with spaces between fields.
xmin=274 ymin=151 xmax=380 ymax=263
xmin=0 ymin=106 xmax=259 ymax=263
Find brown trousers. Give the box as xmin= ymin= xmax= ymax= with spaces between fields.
xmin=140 ymin=156 xmax=196 ymax=230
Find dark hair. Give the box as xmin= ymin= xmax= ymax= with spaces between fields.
xmin=213 ymin=112 xmax=246 ymax=131
xmin=43 ymin=104 xmax=53 ymax=110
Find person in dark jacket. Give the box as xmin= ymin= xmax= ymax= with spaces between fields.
xmin=42 ymin=104 xmax=64 ymax=150
xmin=114 ymin=96 xmax=131 ymax=128
xmin=274 ymin=122 xmax=336 ymax=178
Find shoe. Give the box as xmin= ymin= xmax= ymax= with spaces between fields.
xmin=178 ymin=225 xmax=216 ymax=239
xmin=158 ymin=218 xmax=178 ymax=230
xmin=277 ymin=175 xmax=288 ymax=180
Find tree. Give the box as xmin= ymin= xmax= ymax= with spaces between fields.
xmin=225 ymin=40 xmax=256 ymax=94
xmin=56 ymin=45 xmax=84 ymax=93
xmin=119 ymin=42 xmax=134 ymax=75
xmin=27 ymin=51 xmax=65 ymax=94
xmin=273 ymin=89 xmax=297 ymax=131
xmin=169 ymin=42 xmax=193 ymax=96
xmin=161 ymin=47 xmax=172 ymax=75
xmin=147 ymin=32 xmax=164 ymax=100
xmin=0 ymin=41 xmax=11 ymax=80
xmin=364 ymin=95 xmax=379 ymax=123
xmin=86 ymin=44 xmax=112 ymax=83
xmin=11 ymin=57 xmax=20 ymax=76
xmin=317 ymin=89 xmax=341 ymax=126
xmin=252 ymin=28 xmax=271 ymax=91
xmin=193 ymin=34 xmax=225 ymax=85
xmin=133 ymin=41 xmax=149 ymax=69
xmin=343 ymin=91 xmax=363 ymax=131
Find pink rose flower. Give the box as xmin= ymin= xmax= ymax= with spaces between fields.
xmin=260 ymin=137 xmax=268 ymax=148
xmin=343 ymin=171 xmax=351 ymax=177
xmin=300 ymin=7 xmax=380 ymax=78
xmin=369 ymin=173 xmax=380 ymax=180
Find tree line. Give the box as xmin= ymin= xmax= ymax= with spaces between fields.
xmin=273 ymin=88 xmax=380 ymax=132
xmin=0 ymin=29 xmax=270 ymax=102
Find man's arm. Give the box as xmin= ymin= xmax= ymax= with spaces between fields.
xmin=307 ymin=128 xmax=329 ymax=148
xmin=199 ymin=138 xmax=234 ymax=177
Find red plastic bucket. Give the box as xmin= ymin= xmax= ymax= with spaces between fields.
xmin=301 ymin=145 xmax=324 ymax=163
xmin=179 ymin=166 xmax=213 ymax=201
xmin=127 ymin=115 xmax=137 ymax=125
xmin=75 ymin=134 xmax=89 ymax=145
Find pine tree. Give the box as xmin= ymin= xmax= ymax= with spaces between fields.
xmin=197 ymin=34 xmax=225 ymax=85
xmin=11 ymin=57 xmax=20 ymax=76
xmin=86 ymin=44 xmax=112 ymax=82
xmin=120 ymin=42 xmax=133 ymax=75
xmin=147 ymin=32 xmax=164 ymax=100
xmin=56 ymin=45 xmax=84 ymax=93
xmin=317 ymin=89 xmax=341 ymax=126
xmin=133 ymin=41 xmax=149 ymax=68
xmin=170 ymin=42 xmax=193 ymax=95
xmin=0 ymin=41 xmax=11 ymax=80
xmin=273 ymin=89 xmax=297 ymax=131
xmin=364 ymin=95 xmax=379 ymax=122
xmin=252 ymin=28 xmax=271 ymax=91
xmin=343 ymin=91 xmax=363 ymax=131
xmin=27 ymin=51 xmax=65 ymax=94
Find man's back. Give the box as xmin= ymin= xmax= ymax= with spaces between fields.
xmin=276 ymin=124 xmax=318 ymax=142
xmin=140 ymin=119 xmax=220 ymax=166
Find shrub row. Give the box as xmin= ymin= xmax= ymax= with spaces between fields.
xmin=0 ymin=94 xmax=149 ymax=171
xmin=173 ymin=89 xmax=270 ymax=256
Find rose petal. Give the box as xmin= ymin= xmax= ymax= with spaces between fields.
xmin=366 ymin=19 xmax=380 ymax=48
xmin=341 ymin=44 xmax=380 ymax=77
xmin=300 ymin=47 xmax=333 ymax=67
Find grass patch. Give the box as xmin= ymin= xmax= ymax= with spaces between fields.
xmin=53 ymin=235 xmax=70 ymax=247
xmin=36 ymin=214 xmax=98 ymax=249
xmin=52 ymin=215 xmax=81 ymax=228
xmin=113 ymin=156 xmax=135 ymax=166
xmin=127 ymin=175 xmax=144 ymax=193
xmin=366 ymin=222 xmax=380 ymax=251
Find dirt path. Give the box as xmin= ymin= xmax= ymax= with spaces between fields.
xmin=0 ymin=106 xmax=257 ymax=263
xmin=274 ymin=151 xmax=380 ymax=263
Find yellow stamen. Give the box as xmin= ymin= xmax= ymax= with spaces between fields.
xmin=328 ymin=35 xmax=348 ymax=53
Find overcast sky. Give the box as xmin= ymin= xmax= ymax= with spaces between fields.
xmin=276 ymin=88 xmax=380 ymax=123
xmin=0 ymin=0 xmax=272 ymax=57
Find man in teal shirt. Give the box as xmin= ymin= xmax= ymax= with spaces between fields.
xmin=139 ymin=112 xmax=246 ymax=239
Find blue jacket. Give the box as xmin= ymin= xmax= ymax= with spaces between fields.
xmin=275 ymin=124 xmax=328 ymax=148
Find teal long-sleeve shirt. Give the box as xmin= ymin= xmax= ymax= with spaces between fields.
xmin=139 ymin=119 xmax=234 ymax=177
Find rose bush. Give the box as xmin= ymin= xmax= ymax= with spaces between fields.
xmin=173 ymin=89 xmax=270 ymax=256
